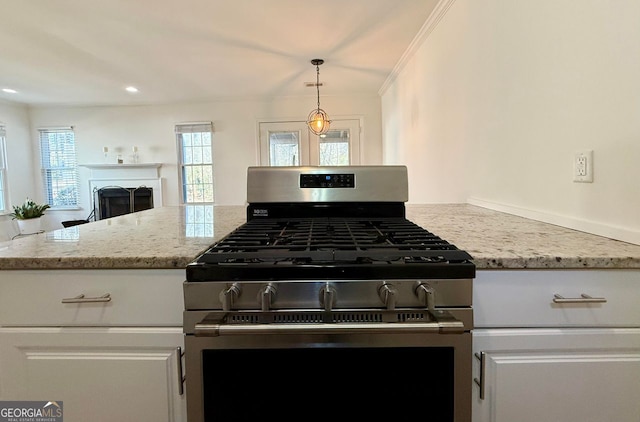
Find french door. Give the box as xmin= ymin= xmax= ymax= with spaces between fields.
xmin=258 ymin=120 xmax=360 ymax=166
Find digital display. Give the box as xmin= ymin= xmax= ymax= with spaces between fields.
xmin=300 ymin=173 xmax=355 ymax=188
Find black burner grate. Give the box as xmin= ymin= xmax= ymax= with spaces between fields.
xmin=196 ymin=218 xmax=472 ymax=265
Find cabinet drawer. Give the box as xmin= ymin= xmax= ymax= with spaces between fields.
xmin=474 ymin=269 xmax=640 ymax=328
xmin=0 ymin=269 xmax=184 ymax=326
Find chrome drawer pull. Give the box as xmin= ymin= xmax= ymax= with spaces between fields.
xmin=195 ymin=319 xmax=465 ymax=337
xmin=553 ymin=293 xmax=606 ymax=304
xmin=196 ymin=321 xmax=455 ymax=336
xmin=176 ymin=347 xmax=185 ymax=396
xmin=474 ymin=351 xmax=486 ymax=400
xmin=61 ymin=293 xmax=112 ymax=303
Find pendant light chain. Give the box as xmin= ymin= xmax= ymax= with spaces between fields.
xmin=307 ymin=58 xmax=331 ymax=135
xmin=316 ymin=63 xmax=321 ymax=110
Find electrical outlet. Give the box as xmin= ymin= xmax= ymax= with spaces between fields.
xmin=576 ymin=156 xmax=587 ymax=176
xmin=573 ymin=150 xmax=593 ymax=183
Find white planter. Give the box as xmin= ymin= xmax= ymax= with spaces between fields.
xmin=16 ymin=218 xmax=43 ymax=235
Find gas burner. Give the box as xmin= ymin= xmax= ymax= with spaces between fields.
xmin=196 ymin=218 xmax=471 ymax=267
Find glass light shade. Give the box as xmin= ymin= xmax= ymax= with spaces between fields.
xmin=307 ymin=108 xmax=331 ymax=135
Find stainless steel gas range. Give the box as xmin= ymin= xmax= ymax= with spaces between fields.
xmin=183 ymin=165 xmax=475 ymax=422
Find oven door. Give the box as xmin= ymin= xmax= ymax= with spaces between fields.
xmin=184 ymin=312 xmax=472 ymax=422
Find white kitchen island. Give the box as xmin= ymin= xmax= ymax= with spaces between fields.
xmin=406 ymin=205 xmax=640 ymax=422
xmin=0 ymin=205 xmax=245 ymax=422
xmin=0 ymin=204 xmax=639 ymax=422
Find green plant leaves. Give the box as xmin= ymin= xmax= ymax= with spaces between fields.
xmin=10 ymin=198 xmax=50 ymax=220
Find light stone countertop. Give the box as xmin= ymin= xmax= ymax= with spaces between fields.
xmin=0 ymin=204 xmax=639 ymax=270
xmin=0 ymin=205 xmax=246 ymax=270
xmin=405 ymin=204 xmax=640 ymax=269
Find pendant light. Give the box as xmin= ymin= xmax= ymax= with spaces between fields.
xmin=307 ymin=59 xmax=331 ymax=135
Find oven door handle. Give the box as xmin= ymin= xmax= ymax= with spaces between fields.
xmin=194 ymin=310 xmax=466 ymax=337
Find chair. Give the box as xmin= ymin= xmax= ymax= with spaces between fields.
xmin=61 ymin=219 xmax=89 ymax=228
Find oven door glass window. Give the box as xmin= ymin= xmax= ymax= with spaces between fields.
xmin=202 ymin=346 xmax=453 ymax=421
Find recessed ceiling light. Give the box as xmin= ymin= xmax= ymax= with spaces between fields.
xmin=2 ymin=88 xmax=17 ymax=94
xmin=125 ymin=86 xmax=139 ymax=93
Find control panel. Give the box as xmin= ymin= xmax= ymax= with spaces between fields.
xmin=300 ymin=173 xmax=355 ymax=188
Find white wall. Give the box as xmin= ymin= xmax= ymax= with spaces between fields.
xmin=11 ymin=94 xmax=381 ymax=228
xmin=0 ymin=100 xmax=35 ymax=240
xmin=382 ymin=0 xmax=640 ymax=244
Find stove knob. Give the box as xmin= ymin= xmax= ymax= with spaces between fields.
xmin=319 ymin=283 xmax=336 ymax=312
xmin=257 ymin=284 xmax=277 ymax=312
xmin=219 ymin=283 xmax=241 ymax=311
xmin=415 ymin=282 xmax=435 ymax=312
xmin=378 ymin=283 xmax=397 ymax=310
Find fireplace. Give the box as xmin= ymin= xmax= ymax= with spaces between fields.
xmin=94 ymin=186 xmax=154 ymax=219
xmin=81 ymin=163 xmax=164 ymax=220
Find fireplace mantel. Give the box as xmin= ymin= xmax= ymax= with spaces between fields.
xmin=81 ymin=163 xmax=162 ymax=169
xmin=81 ymin=163 xmax=162 ymax=177
xmin=81 ymin=163 xmax=162 ymax=179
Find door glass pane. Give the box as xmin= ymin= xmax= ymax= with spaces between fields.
xmin=269 ymin=131 xmax=299 ymax=166
xmin=319 ymin=130 xmax=350 ymax=166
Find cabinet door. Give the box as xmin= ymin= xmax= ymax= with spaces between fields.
xmin=473 ymin=328 xmax=640 ymax=422
xmin=0 ymin=327 xmax=186 ymax=422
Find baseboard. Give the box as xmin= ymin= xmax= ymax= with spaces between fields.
xmin=467 ymin=197 xmax=640 ymax=246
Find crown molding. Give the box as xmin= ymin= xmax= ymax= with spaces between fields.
xmin=379 ymin=0 xmax=457 ymax=96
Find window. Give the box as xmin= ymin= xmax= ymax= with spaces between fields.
xmin=176 ymin=122 xmax=214 ymax=203
xmin=184 ymin=204 xmax=214 ymax=237
xmin=39 ymin=127 xmax=79 ymax=208
xmin=259 ymin=120 xmax=360 ymax=166
xmin=0 ymin=125 xmax=7 ymax=213
xmin=269 ymin=131 xmax=300 ymax=166
xmin=319 ymin=130 xmax=350 ymax=166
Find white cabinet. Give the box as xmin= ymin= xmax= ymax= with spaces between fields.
xmin=0 ymin=269 xmax=187 ymax=422
xmin=472 ymin=270 xmax=640 ymax=422
xmin=0 ymin=328 xmax=186 ymax=422
xmin=473 ymin=328 xmax=640 ymax=422
xmin=0 ymin=269 xmax=184 ymax=326
xmin=473 ymin=269 xmax=640 ymax=328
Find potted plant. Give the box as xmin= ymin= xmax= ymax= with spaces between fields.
xmin=10 ymin=198 xmax=50 ymax=234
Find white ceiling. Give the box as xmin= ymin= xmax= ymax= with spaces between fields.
xmin=0 ymin=0 xmax=439 ymax=107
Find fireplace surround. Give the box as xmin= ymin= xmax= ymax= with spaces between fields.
xmin=81 ymin=163 xmax=163 ymax=220
xmin=94 ymin=186 xmax=154 ymax=220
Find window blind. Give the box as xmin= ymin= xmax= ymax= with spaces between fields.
xmin=39 ymin=128 xmax=79 ymax=208
xmin=176 ymin=122 xmax=214 ymax=204
xmin=175 ymin=122 xmax=213 ymax=135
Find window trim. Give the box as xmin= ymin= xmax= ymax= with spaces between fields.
xmin=0 ymin=124 xmax=7 ymax=213
xmin=176 ymin=122 xmax=214 ymax=204
xmin=38 ymin=126 xmax=80 ymax=209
